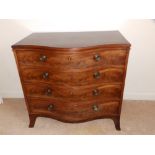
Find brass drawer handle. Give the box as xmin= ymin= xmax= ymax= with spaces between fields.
xmin=92 ymin=104 xmax=99 ymax=112
xmin=42 ymin=72 xmax=49 ymax=79
xmin=39 ymin=55 xmax=47 ymax=62
xmin=92 ymin=89 xmax=99 ymax=96
xmin=93 ymin=71 xmax=101 ymax=79
xmin=94 ymin=54 xmax=101 ymax=61
xmin=48 ymin=104 xmax=54 ymax=111
xmin=45 ymin=88 xmax=52 ymax=96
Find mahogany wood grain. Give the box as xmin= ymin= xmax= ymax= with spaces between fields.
xmin=24 ymin=83 xmax=122 ymax=102
xmin=15 ymin=49 xmax=128 ymax=69
xmin=28 ymin=98 xmax=120 ymax=123
xmin=12 ymin=31 xmax=130 ymax=49
xmin=20 ymin=67 xmax=125 ymax=86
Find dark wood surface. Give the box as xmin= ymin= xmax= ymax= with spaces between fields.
xmin=16 ymin=49 xmax=127 ymax=68
xmin=28 ymin=98 xmax=120 ymax=122
xmin=12 ymin=31 xmax=130 ymax=130
xmin=21 ymin=67 xmax=124 ymax=86
xmin=12 ymin=31 xmax=130 ymax=49
xmin=24 ymin=83 xmax=122 ymax=102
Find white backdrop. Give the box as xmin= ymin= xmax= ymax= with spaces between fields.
xmin=0 ymin=19 xmax=155 ymax=100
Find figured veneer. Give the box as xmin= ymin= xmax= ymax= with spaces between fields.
xmin=28 ymin=98 xmax=120 ymax=123
xmin=20 ymin=67 xmax=125 ymax=86
xmin=16 ymin=49 xmax=127 ymax=69
xmin=24 ymin=83 xmax=122 ymax=102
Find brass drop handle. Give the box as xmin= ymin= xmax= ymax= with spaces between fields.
xmin=93 ymin=71 xmax=101 ymax=79
xmin=92 ymin=104 xmax=99 ymax=112
xmin=94 ymin=54 xmax=101 ymax=61
xmin=45 ymin=88 xmax=52 ymax=96
xmin=92 ymin=89 xmax=99 ymax=96
xmin=39 ymin=55 xmax=47 ymax=62
xmin=48 ymin=104 xmax=54 ymax=111
xmin=42 ymin=72 xmax=49 ymax=79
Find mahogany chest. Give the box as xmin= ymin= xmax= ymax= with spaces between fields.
xmin=12 ymin=31 xmax=130 ymax=130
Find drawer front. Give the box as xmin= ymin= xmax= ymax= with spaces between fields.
xmin=28 ymin=98 xmax=119 ymax=121
xmin=24 ymin=83 xmax=122 ymax=102
xmin=16 ymin=49 xmax=127 ymax=69
xmin=21 ymin=67 xmax=124 ymax=86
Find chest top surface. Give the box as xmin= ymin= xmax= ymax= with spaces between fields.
xmin=12 ymin=31 xmax=130 ymax=49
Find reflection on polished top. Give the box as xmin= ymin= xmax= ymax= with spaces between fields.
xmin=12 ymin=31 xmax=130 ymax=49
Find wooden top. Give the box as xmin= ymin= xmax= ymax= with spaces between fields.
xmin=12 ymin=31 xmax=130 ymax=49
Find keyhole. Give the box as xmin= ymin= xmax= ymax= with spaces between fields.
xmin=68 ymin=56 xmax=72 ymax=61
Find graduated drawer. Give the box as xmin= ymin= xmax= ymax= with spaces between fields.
xmin=20 ymin=66 xmax=125 ymax=86
xmin=28 ymin=98 xmax=120 ymax=122
xmin=15 ymin=49 xmax=128 ymax=69
xmin=24 ymin=83 xmax=122 ymax=102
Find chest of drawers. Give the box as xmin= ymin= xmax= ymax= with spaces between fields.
xmin=12 ymin=31 xmax=130 ymax=130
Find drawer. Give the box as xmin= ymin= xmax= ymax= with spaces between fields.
xmin=28 ymin=98 xmax=120 ymax=121
xmin=21 ymin=67 xmax=125 ymax=86
xmin=16 ymin=49 xmax=128 ymax=69
xmin=24 ymin=83 xmax=122 ymax=102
